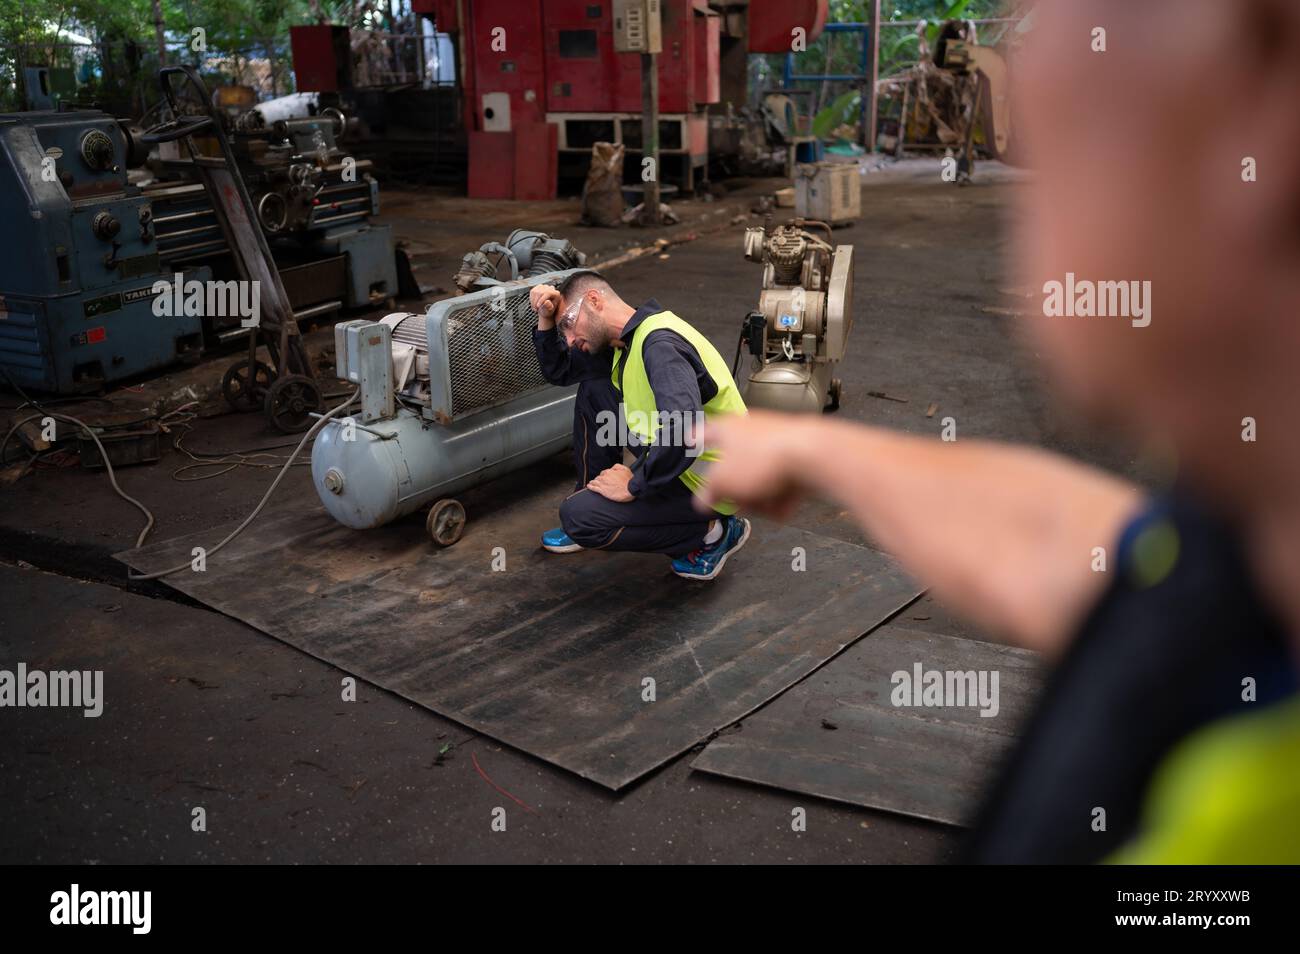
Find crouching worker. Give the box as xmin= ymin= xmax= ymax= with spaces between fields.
xmin=529 ymin=270 xmax=750 ymax=580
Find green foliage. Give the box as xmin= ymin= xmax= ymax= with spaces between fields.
xmin=776 ymin=0 xmax=1011 ymax=140
xmin=0 ymin=0 xmax=406 ymax=112
xmin=766 ymin=0 xmax=1007 ymax=88
xmin=925 ymin=0 xmax=974 ymax=43
xmin=812 ymin=88 xmax=860 ymax=138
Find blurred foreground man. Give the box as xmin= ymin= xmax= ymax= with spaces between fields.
xmin=698 ymin=0 xmax=1300 ymax=862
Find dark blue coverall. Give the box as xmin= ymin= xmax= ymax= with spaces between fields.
xmin=533 ymin=298 xmax=720 ymax=556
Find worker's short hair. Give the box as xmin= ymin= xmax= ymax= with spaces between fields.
xmin=557 ymin=269 xmax=616 ymax=305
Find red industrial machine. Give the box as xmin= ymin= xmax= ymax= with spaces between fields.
xmin=746 ymin=0 xmax=828 ymax=53
xmin=288 ymin=25 xmax=353 ymax=92
xmin=299 ymin=1 xmax=830 ymax=199
xmin=458 ymin=0 xmax=555 ymax=198
xmin=537 ymin=0 xmax=718 ymax=193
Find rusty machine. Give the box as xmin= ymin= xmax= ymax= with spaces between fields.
xmin=941 ymin=36 xmax=1013 ymax=183
xmin=145 ymin=94 xmax=399 ymax=339
xmin=452 ymin=229 xmax=587 ymax=293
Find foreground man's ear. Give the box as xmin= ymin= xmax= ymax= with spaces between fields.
xmin=1227 ymin=0 xmax=1300 ymax=255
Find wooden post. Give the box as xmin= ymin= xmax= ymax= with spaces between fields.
xmin=866 ymin=0 xmax=881 ymax=151
xmin=640 ymin=51 xmax=661 ymax=227
xmin=895 ymin=80 xmax=910 ymax=158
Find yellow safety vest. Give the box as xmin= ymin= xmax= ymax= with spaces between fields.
xmin=611 ymin=310 xmax=747 ymax=514
xmin=1109 ymin=694 xmax=1300 ymax=863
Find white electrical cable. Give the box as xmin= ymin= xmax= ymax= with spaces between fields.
xmin=3 ymin=411 xmax=158 ymax=545
xmin=1 ymin=390 xmax=359 ymax=582
xmin=127 ymin=390 xmax=359 ymax=581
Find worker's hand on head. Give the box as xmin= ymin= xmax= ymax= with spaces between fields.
xmin=530 ymin=284 xmax=563 ymax=330
xmin=587 ymin=463 xmax=635 ymax=503
xmin=693 ymin=411 xmax=812 ymax=522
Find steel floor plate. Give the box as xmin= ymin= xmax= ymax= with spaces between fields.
xmin=118 ymin=486 xmax=920 ymax=790
xmin=691 ymin=626 xmax=1043 ymax=824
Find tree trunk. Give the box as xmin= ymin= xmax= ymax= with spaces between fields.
xmin=152 ymin=0 xmax=167 ymax=66
xmin=51 ymin=13 xmax=66 ymax=66
xmin=266 ymin=39 xmax=278 ymax=97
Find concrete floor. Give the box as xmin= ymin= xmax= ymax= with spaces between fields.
xmin=0 ymin=159 xmax=1136 ymax=863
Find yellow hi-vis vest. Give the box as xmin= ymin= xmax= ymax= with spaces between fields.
xmin=1108 ymin=693 xmax=1300 ymax=863
xmin=610 ymin=310 xmax=747 ymax=514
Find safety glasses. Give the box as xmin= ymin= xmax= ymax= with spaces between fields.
xmin=557 ymin=296 xmax=584 ymax=339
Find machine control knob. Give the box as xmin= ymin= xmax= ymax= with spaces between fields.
xmin=92 ymin=211 xmax=121 ymax=240
xmin=79 ymin=130 xmax=117 ymax=172
xmin=323 ymin=468 xmax=345 ymax=495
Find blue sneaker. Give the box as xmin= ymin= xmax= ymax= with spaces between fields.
xmin=671 ymin=516 xmax=751 ymax=581
xmin=542 ymin=527 xmax=583 ymax=553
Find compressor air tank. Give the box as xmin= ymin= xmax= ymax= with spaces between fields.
xmin=310 ymin=270 xmax=587 ymax=545
xmin=311 ymin=388 xmax=574 ymax=531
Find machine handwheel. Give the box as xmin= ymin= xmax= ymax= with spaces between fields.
xmin=427 ymin=499 xmax=466 ymax=547
xmin=263 ymin=374 xmax=322 ymax=433
xmin=221 ymin=359 xmax=274 ymax=412
xmin=138 ymin=113 xmax=214 ymax=144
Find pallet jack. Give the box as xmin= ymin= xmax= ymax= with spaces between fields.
xmin=140 ymin=67 xmax=322 ymax=432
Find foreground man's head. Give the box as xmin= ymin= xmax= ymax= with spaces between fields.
xmin=1015 ymin=0 xmax=1300 ymax=510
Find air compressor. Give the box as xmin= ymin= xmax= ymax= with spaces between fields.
xmin=311 ymin=270 xmax=584 ymax=546
xmin=452 ymin=229 xmax=586 ymax=292
xmin=738 ymin=217 xmax=854 ymax=413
